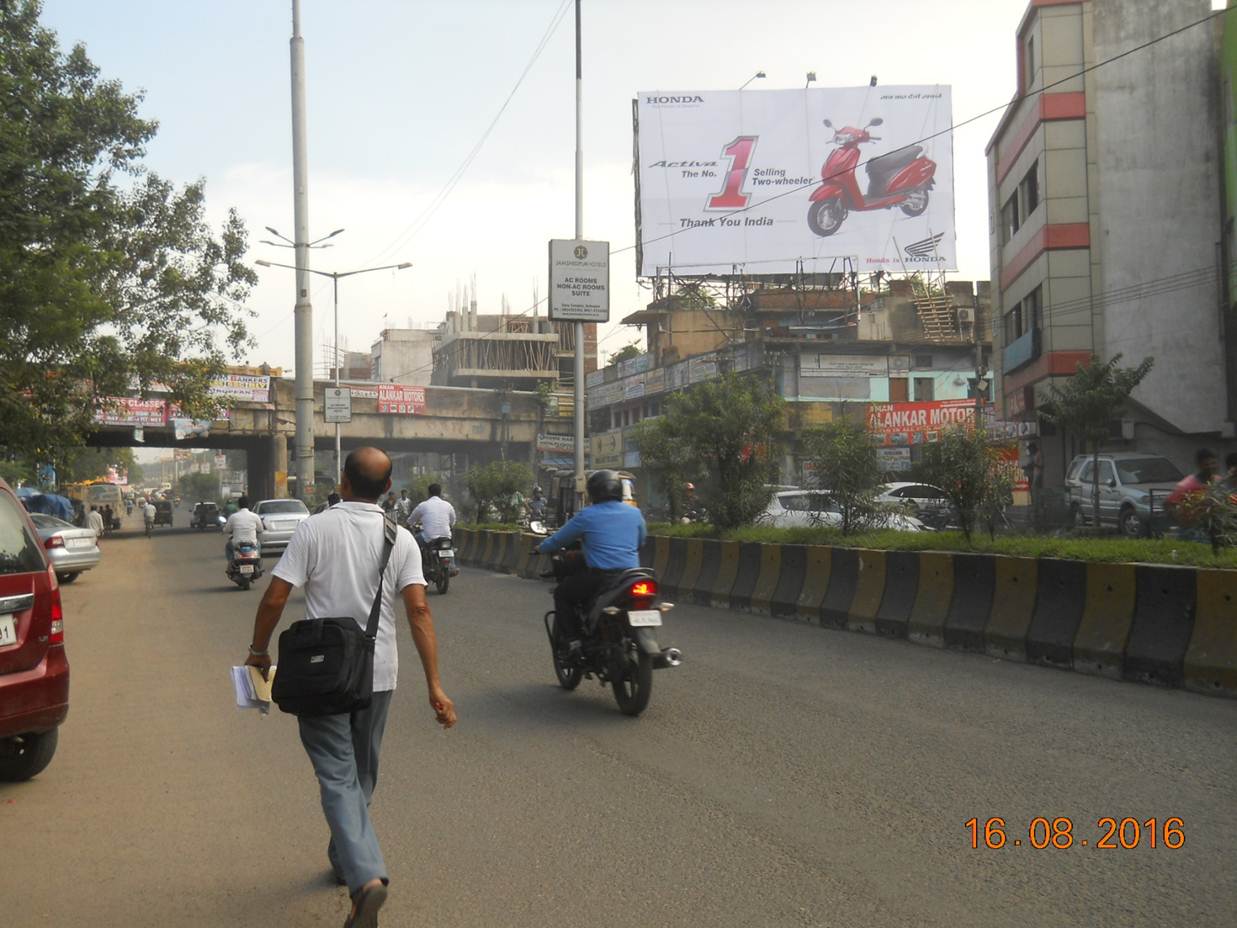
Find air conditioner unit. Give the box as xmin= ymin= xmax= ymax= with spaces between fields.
xmin=956 ymin=306 xmax=975 ymax=325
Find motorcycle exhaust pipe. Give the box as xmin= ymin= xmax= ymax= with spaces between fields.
xmin=653 ymin=647 xmax=683 ymax=669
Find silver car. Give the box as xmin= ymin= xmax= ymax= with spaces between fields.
xmin=758 ymin=490 xmax=926 ymax=532
xmin=29 ymin=514 xmax=101 ymax=583
xmin=254 ymin=499 xmax=311 ymax=552
xmin=1063 ymin=452 xmax=1184 ymax=537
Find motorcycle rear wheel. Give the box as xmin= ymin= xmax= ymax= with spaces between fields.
xmin=611 ymin=642 xmax=653 ymax=717
xmin=548 ymin=611 xmax=582 ymax=691
xmin=435 ymin=572 xmax=450 ymax=595
xmin=900 ymin=188 xmax=930 ymax=216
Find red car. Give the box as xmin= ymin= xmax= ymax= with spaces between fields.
xmin=0 ymin=477 xmax=69 ymax=781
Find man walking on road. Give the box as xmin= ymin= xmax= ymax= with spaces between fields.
xmin=86 ymin=505 xmax=104 ymax=541
xmin=244 ymin=447 xmax=457 ymax=928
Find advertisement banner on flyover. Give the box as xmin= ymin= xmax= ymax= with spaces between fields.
xmin=94 ymin=397 xmax=167 ymax=427
xmin=866 ymin=398 xmax=975 ymax=447
xmin=635 ymin=86 xmax=955 ymax=276
xmin=377 ymin=384 xmax=426 ymax=415
xmin=207 ymin=373 xmax=271 ymax=403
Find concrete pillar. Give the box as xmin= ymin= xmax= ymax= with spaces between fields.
xmin=246 ymin=438 xmax=272 ymax=501
xmin=272 ymin=433 xmax=289 ymax=499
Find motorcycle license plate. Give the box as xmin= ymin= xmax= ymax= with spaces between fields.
xmin=239 ymin=565 xmax=254 ymax=575
xmin=438 ymin=550 xmax=454 ymax=559
xmin=627 ymin=610 xmax=662 ymax=627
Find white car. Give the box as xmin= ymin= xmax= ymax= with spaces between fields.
xmin=874 ymin=482 xmax=954 ymax=527
xmin=758 ymin=490 xmax=925 ymax=532
xmin=253 ymin=499 xmax=311 ymax=552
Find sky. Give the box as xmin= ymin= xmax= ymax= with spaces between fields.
xmin=40 ymin=0 xmax=1036 ymax=374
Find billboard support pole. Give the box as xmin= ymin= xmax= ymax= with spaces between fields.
xmin=573 ymin=0 xmax=586 ymax=510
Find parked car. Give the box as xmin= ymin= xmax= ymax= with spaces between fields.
xmin=0 ymin=477 xmax=69 ymax=781
xmin=254 ymin=498 xmax=311 ymax=552
xmin=758 ymin=490 xmax=926 ymax=532
xmin=29 ymin=514 xmax=101 ymax=584
xmin=875 ymin=482 xmax=954 ymax=528
xmin=1063 ymin=452 xmax=1184 ymax=537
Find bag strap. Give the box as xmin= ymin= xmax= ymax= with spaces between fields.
xmin=364 ymin=514 xmax=398 ymax=640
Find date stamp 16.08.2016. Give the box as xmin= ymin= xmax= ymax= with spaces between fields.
xmin=965 ymin=817 xmax=1185 ymax=850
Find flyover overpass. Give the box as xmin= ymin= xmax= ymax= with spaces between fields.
xmin=87 ymin=378 xmax=549 ymax=500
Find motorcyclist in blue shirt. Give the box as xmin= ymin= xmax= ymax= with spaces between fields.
xmin=537 ymin=470 xmax=647 ymax=649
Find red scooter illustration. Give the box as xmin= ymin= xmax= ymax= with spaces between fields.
xmin=807 ymin=118 xmax=936 ymax=237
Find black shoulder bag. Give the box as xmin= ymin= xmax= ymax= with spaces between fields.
xmin=272 ymin=514 xmax=398 ymax=717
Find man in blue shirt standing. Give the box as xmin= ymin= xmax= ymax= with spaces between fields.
xmin=537 ymin=470 xmax=647 ymax=648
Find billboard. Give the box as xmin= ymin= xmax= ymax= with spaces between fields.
xmin=635 ymin=86 xmax=955 ymax=276
xmin=377 ymin=384 xmax=426 ymax=415
xmin=866 ymin=398 xmax=975 ymax=447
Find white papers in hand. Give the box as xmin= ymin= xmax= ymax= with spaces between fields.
xmin=231 ymin=665 xmax=272 ymax=715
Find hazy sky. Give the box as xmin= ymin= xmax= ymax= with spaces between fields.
xmin=41 ymin=0 xmax=1035 ymax=371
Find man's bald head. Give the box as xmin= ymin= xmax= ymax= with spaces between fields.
xmin=342 ymin=447 xmax=393 ymax=501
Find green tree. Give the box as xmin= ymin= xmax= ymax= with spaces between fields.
xmin=919 ymin=426 xmax=1014 ymax=542
xmin=177 ymin=471 xmax=219 ymax=504
xmin=655 ymin=373 xmax=784 ymax=529
xmin=405 ymin=472 xmax=446 ymax=505
xmin=0 ymin=2 xmax=256 ymax=462
xmin=803 ymin=421 xmax=882 ymax=535
xmin=465 ymin=460 xmax=532 ymax=524
xmin=607 ymin=343 xmax=643 ymax=367
xmin=1041 ymin=354 xmax=1153 ymax=532
xmin=632 ymin=416 xmax=699 ymax=521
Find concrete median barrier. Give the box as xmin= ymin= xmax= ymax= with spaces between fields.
xmin=1124 ymin=565 xmax=1197 ymax=688
xmin=500 ymin=533 xmax=520 ymax=574
xmin=944 ymin=554 xmax=996 ymax=653
xmin=847 ymin=549 xmax=887 ymax=634
xmin=652 ymin=535 xmax=671 ymax=581
xmin=750 ymin=545 xmax=783 ymax=614
xmin=769 ymin=544 xmax=807 ymax=618
xmin=477 ymin=532 xmax=495 ymax=570
xmin=661 ymin=538 xmax=689 ymax=598
xmin=677 ymin=539 xmax=705 ymax=602
xmin=907 ymin=552 xmax=953 ymax=647
xmin=708 ymin=540 xmax=742 ymax=609
xmin=689 ymin=539 xmax=724 ymax=606
xmin=796 ymin=546 xmax=832 ymax=623
xmin=820 ymin=547 xmax=860 ymax=629
xmin=1026 ymin=558 xmax=1087 ymax=669
xmin=1072 ymin=563 xmax=1136 ymax=680
xmin=455 ymin=529 xmax=473 ymax=564
xmin=1184 ymin=569 xmax=1237 ymax=697
xmin=874 ymin=550 xmax=918 ymax=639
xmin=728 ymin=542 xmax=764 ymax=612
xmin=984 ymin=557 xmax=1038 ymax=661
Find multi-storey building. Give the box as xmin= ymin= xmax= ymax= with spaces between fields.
xmin=987 ymin=0 xmax=1234 ymax=483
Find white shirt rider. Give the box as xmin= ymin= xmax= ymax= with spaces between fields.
xmin=224 ymin=506 xmax=263 ymax=547
xmin=409 ymin=494 xmax=456 ymax=542
xmin=143 ymin=502 xmax=156 ymax=523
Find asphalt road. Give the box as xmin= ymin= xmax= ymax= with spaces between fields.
xmin=3 ymin=514 xmax=1235 ymax=928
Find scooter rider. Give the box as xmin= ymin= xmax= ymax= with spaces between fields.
xmin=537 ymin=470 xmax=647 ymax=651
xmin=223 ymin=495 xmax=263 ymax=564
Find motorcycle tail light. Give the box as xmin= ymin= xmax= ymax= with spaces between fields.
xmin=628 ymin=579 xmax=658 ymax=608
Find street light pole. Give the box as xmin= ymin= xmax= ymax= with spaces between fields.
xmin=256 ymin=258 xmax=413 ymax=480
xmin=290 ymin=0 xmax=314 ymax=501
xmin=573 ymin=0 xmax=585 ymax=511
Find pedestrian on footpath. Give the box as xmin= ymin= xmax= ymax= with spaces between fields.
xmin=244 ymin=447 xmax=457 ymax=928
xmin=86 ymin=505 xmax=104 ymax=541
xmin=394 ymin=489 xmax=412 ymax=523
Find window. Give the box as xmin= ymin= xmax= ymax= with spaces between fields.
xmin=913 ymin=377 xmax=935 ymax=402
xmin=1021 ymin=163 xmax=1039 ymax=216
xmin=1096 ymin=461 xmax=1116 ymax=486
xmin=1004 ymin=286 xmax=1043 ymax=343
xmin=0 ymin=493 xmax=44 ymax=575
xmin=1025 ymin=35 xmax=1035 ymax=90
xmin=913 ymin=353 xmax=934 ymax=368
xmin=1001 ymin=193 xmax=1020 ymax=244
xmin=256 ymin=500 xmax=309 ymax=515
xmin=1116 ymin=458 xmax=1184 ymax=484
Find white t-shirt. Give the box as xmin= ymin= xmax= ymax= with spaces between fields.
xmin=143 ymin=504 xmax=156 ymax=520
xmin=272 ymin=501 xmax=425 ymax=692
xmin=87 ymin=510 xmax=104 ymax=534
xmin=409 ymin=496 xmax=456 ymax=540
xmin=224 ymin=508 xmax=263 ymax=545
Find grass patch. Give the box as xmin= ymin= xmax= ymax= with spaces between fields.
xmin=646 ymin=523 xmax=1237 ymax=569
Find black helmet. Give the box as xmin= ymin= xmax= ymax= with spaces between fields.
xmin=586 ymin=470 xmax=624 ymax=504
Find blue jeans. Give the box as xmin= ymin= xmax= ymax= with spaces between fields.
xmin=297 ymin=691 xmax=393 ymax=894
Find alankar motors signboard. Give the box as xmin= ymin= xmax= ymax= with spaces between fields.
xmin=866 ymin=398 xmax=974 ymax=447
xmin=635 ymin=86 xmax=955 ymax=276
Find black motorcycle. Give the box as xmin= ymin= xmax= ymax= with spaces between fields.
xmin=226 ymin=542 xmax=263 ymax=591
xmin=541 ymin=553 xmax=682 ymax=717
xmin=421 ymin=536 xmax=456 ymax=595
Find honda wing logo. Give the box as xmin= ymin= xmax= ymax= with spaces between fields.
xmin=903 ymin=233 xmax=946 ymax=260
